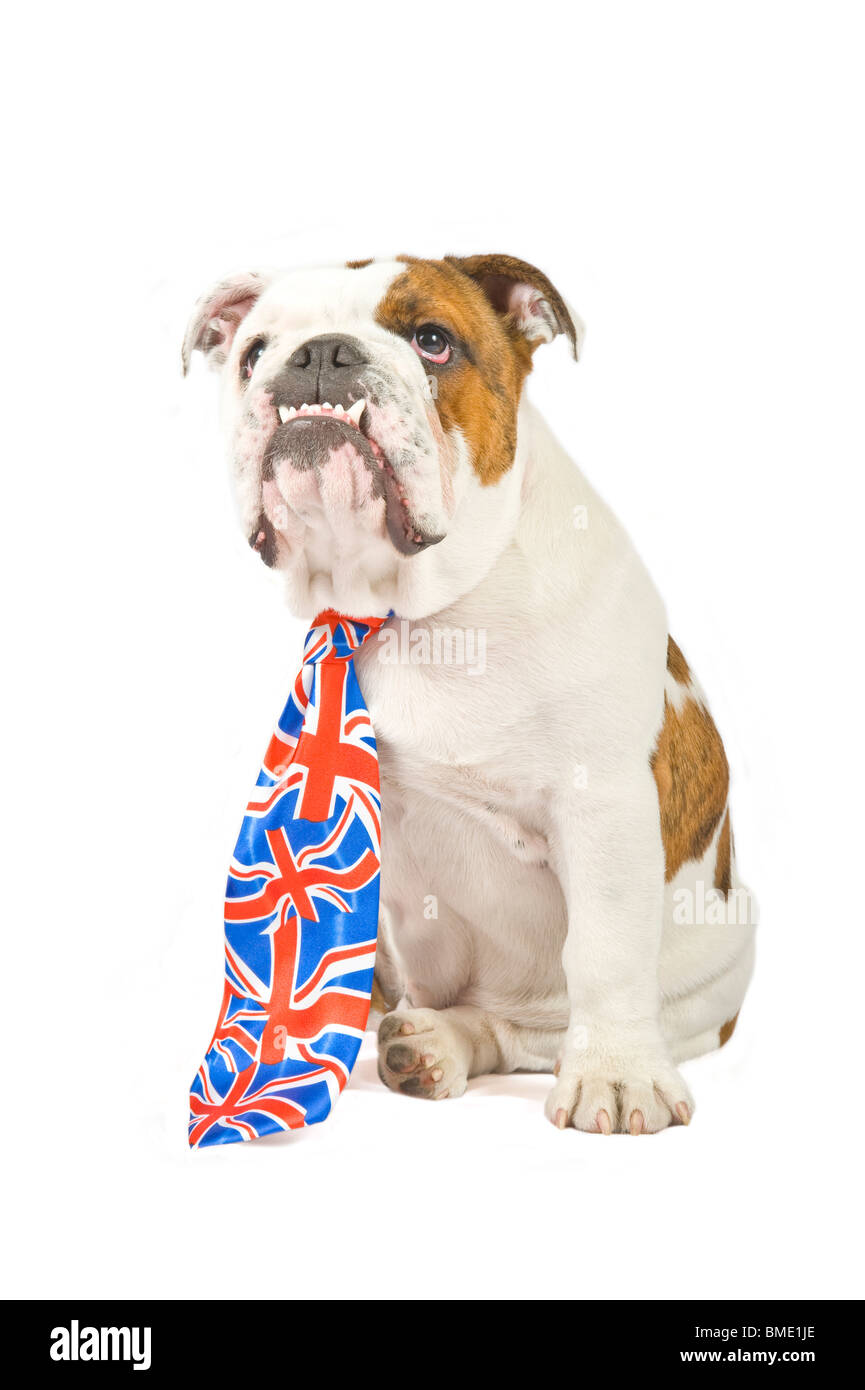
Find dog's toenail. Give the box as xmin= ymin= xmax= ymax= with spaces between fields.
xmin=555 ymin=1107 xmax=567 ymax=1129
xmin=676 ymin=1102 xmax=691 ymax=1126
xmin=597 ymin=1109 xmax=612 ymax=1135
xmin=629 ymin=1110 xmax=644 ymax=1136
xmin=421 ymin=1053 xmax=434 ymax=1067
xmin=399 ymin=1023 xmax=415 ymax=1035
xmin=431 ymin=1068 xmax=443 ymax=1081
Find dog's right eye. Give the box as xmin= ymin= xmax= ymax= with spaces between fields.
xmin=241 ymin=339 xmax=266 ymax=379
xmin=412 ymin=324 xmax=451 ymax=365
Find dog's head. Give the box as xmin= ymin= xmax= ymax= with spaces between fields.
xmin=183 ymin=255 xmax=582 ymax=617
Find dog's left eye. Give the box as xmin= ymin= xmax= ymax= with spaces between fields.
xmin=241 ymin=339 xmax=266 ymax=379
xmin=411 ymin=324 xmax=451 ymax=365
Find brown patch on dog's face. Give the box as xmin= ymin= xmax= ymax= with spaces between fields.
xmin=375 ymin=258 xmax=538 ymax=484
xmin=714 ymin=808 xmax=732 ymax=897
xmin=651 ymin=688 xmax=730 ymax=883
xmin=666 ymin=636 xmax=691 ymax=684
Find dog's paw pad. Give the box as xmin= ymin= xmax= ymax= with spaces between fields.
xmin=377 ymin=1010 xmax=468 ymax=1100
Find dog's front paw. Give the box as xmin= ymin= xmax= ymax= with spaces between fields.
xmin=377 ymin=1008 xmax=469 ymax=1100
xmin=544 ymin=1045 xmax=693 ymax=1135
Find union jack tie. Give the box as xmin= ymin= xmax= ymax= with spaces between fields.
xmin=189 ymin=610 xmax=388 ymax=1148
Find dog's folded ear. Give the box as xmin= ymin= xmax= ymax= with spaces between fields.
xmin=445 ymin=253 xmax=584 ymax=360
xmin=181 ymin=271 xmax=272 ymax=375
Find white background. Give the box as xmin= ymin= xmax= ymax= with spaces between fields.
xmin=3 ymin=1 xmax=864 ymax=1301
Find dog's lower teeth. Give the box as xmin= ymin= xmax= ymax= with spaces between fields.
xmin=277 ymin=400 xmax=366 ymax=427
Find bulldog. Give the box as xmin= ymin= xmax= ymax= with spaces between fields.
xmin=183 ymin=253 xmax=755 ymax=1134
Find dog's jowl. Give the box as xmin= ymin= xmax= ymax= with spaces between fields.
xmin=184 ymin=253 xmax=755 ymax=1134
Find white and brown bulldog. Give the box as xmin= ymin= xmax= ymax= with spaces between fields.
xmin=183 ymin=254 xmax=755 ymax=1135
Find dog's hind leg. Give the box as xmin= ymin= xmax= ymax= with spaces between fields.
xmin=661 ymin=930 xmax=755 ymax=1063
xmin=377 ymin=1005 xmax=561 ymax=1099
xmin=657 ymin=817 xmax=757 ymax=1064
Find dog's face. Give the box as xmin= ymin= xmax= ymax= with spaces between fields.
xmin=183 ymin=255 xmax=581 ymax=617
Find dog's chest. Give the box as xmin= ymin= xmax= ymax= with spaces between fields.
xmin=355 ymin=635 xmax=553 ymax=856
xmin=357 ymin=630 xmax=537 ymax=773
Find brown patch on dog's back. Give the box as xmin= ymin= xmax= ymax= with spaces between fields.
xmin=651 ymin=638 xmax=730 ymax=882
xmin=346 ymin=259 xmax=373 ymax=269
xmin=375 ymin=258 xmax=534 ymax=484
xmin=719 ymin=1012 xmax=739 ymax=1047
xmin=714 ymin=808 xmax=732 ymax=897
xmin=666 ymin=636 xmax=691 ymax=684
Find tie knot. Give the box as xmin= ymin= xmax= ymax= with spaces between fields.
xmin=303 ymin=610 xmax=390 ymax=665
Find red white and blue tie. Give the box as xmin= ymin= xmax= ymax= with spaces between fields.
xmin=189 ymin=611 xmax=388 ymax=1148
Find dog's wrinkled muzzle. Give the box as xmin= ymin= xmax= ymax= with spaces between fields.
xmin=250 ymin=398 xmax=445 ymax=562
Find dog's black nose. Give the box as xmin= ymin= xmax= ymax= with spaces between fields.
xmin=288 ymin=334 xmax=367 ymax=372
xmin=274 ymin=333 xmax=369 ymax=410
